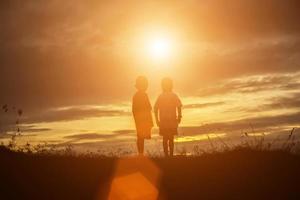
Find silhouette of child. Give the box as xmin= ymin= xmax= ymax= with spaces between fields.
xmin=154 ymin=77 xmax=182 ymax=157
xmin=132 ymin=76 xmax=153 ymax=155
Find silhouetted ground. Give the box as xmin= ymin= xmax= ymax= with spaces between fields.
xmin=1 ymin=146 xmax=300 ymax=200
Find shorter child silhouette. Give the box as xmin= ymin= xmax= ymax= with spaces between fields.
xmin=132 ymin=76 xmax=153 ymax=155
xmin=154 ymin=78 xmax=182 ymax=157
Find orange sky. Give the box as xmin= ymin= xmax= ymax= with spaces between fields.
xmin=1 ymin=0 xmax=300 ymax=153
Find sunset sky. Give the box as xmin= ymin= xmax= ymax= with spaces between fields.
xmin=1 ymin=0 xmax=300 ymax=153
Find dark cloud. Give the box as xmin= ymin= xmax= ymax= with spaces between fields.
xmin=113 ymin=129 xmax=135 ymax=135
xmin=183 ymin=102 xmax=225 ymax=109
xmin=184 ymin=0 xmax=300 ymax=42
xmin=180 ymin=36 xmax=300 ymax=95
xmin=61 ymin=133 xmax=115 ymax=146
xmin=64 ymin=133 xmax=119 ymax=140
xmin=64 ymin=129 xmax=136 ymax=141
xmin=1 ymin=0 xmax=300 ymax=138
xmin=0 ymin=45 xmax=133 ymax=111
xmin=2 ymin=0 xmax=300 ymax=54
xmin=2 ymin=0 xmax=299 ymax=44
xmin=62 ymin=132 xmax=135 ymax=145
xmin=22 ymin=107 xmax=130 ymax=124
xmin=0 ymin=107 xmax=130 ymax=132
xmin=247 ymin=93 xmax=300 ymax=112
xmin=179 ymin=112 xmax=300 ymax=136
xmin=5 ymin=109 xmax=299 ymax=146
xmin=22 ymin=128 xmax=52 ymax=133
xmin=197 ymin=72 xmax=300 ymax=97
xmin=1 ymin=0 xmax=300 ymax=110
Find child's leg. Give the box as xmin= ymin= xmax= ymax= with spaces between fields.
xmin=163 ymin=136 xmax=169 ymax=156
xmin=169 ymin=135 xmax=174 ymax=156
xmin=137 ymin=137 xmax=144 ymax=155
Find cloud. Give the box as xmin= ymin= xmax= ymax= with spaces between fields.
xmin=70 ymin=110 xmax=299 ymax=142
xmin=183 ymin=102 xmax=225 ymax=109
xmin=247 ymin=93 xmax=300 ymax=112
xmin=181 ymin=36 xmax=300 ymax=95
xmin=1 ymin=0 xmax=300 ymax=111
xmin=62 ymin=131 xmax=135 ymax=145
xmin=0 ymin=105 xmax=131 ymax=134
xmin=179 ymin=112 xmax=300 ymax=136
xmin=23 ymin=107 xmax=130 ymax=124
xmin=22 ymin=127 xmax=52 ymax=133
xmin=64 ymin=129 xmax=136 ymax=141
xmin=113 ymin=129 xmax=135 ymax=135
xmin=64 ymin=133 xmax=119 ymax=140
xmin=197 ymin=72 xmax=300 ymax=97
xmin=2 ymin=0 xmax=300 ymax=45
xmin=1 ymin=0 xmax=300 ymax=144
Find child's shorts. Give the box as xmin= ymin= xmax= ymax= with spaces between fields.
xmin=137 ymin=127 xmax=152 ymax=139
xmin=159 ymin=128 xmax=178 ymax=137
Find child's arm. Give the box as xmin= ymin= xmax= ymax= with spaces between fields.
xmin=154 ymin=107 xmax=160 ymax=127
xmin=154 ymin=98 xmax=160 ymax=127
xmin=132 ymin=96 xmax=137 ymax=120
xmin=177 ymin=106 xmax=182 ymax=124
xmin=176 ymin=94 xmax=182 ymax=124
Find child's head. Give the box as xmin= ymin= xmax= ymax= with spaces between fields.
xmin=135 ymin=76 xmax=148 ymax=91
xmin=161 ymin=77 xmax=173 ymax=92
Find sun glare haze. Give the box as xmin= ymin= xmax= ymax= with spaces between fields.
xmin=147 ymin=35 xmax=172 ymax=61
xmin=2 ymin=1 xmax=300 ymax=199
xmin=0 ymin=0 xmax=300 ymax=156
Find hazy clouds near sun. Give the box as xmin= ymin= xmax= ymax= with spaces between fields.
xmin=1 ymin=1 xmax=300 ymax=149
xmin=1 ymin=0 xmax=300 ymax=111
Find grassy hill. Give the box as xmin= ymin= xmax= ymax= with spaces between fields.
xmin=1 ymin=145 xmax=300 ymax=200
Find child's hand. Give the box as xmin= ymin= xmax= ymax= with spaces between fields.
xmin=177 ymin=116 xmax=182 ymax=124
xmin=156 ymin=120 xmax=160 ymax=127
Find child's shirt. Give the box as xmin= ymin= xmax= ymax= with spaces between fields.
xmin=154 ymin=91 xmax=182 ymax=129
xmin=132 ymin=91 xmax=153 ymax=129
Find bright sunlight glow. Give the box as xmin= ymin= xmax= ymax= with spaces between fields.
xmin=147 ymin=36 xmax=172 ymax=61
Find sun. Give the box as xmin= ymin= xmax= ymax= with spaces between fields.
xmin=147 ymin=36 xmax=172 ymax=61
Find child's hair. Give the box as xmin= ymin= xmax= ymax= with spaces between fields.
xmin=135 ymin=76 xmax=148 ymax=91
xmin=161 ymin=77 xmax=173 ymax=92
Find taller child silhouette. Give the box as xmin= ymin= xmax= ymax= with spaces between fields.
xmin=132 ymin=76 xmax=153 ymax=155
xmin=154 ymin=78 xmax=182 ymax=157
